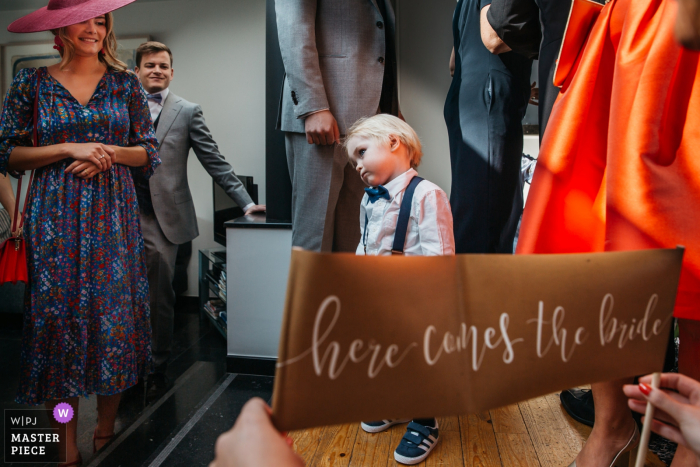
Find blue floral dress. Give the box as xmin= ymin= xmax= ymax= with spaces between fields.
xmin=0 ymin=67 xmax=160 ymax=405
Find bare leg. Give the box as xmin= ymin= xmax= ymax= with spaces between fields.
xmin=671 ymin=319 xmax=700 ymax=467
xmin=574 ymin=378 xmax=637 ymax=467
xmin=45 ymin=397 xmax=80 ymax=465
xmin=94 ymin=393 xmax=122 ymax=451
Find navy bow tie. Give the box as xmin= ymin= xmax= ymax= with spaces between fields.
xmin=146 ymin=93 xmax=162 ymax=104
xmin=365 ymin=185 xmax=391 ymax=204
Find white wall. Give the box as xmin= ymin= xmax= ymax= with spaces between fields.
xmin=0 ymin=0 xmax=266 ymax=296
xmin=396 ymin=0 xmax=455 ymax=197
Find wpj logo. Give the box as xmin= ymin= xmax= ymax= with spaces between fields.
xmin=4 ymin=408 xmax=68 ymax=463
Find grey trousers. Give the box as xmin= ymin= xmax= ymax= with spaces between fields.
xmin=285 ymin=132 xmax=365 ymax=252
xmin=140 ymin=209 xmax=179 ymax=369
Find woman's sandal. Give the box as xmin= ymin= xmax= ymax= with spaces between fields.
xmin=93 ymin=427 xmax=115 ymax=453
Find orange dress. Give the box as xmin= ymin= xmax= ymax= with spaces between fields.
xmin=517 ymin=0 xmax=700 ymax=320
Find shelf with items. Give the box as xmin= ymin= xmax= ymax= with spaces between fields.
xmin=198 ymin=248 xmax=228 ymax=339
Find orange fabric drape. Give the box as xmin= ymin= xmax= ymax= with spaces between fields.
xmin=517 ymin=0 xmax=700 ymax=319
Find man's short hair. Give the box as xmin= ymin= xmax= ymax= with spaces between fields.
xmin=344 ymin=114 xmax=423 ymax=169
xmin=135 ymin=41 xmax=173 ymax=68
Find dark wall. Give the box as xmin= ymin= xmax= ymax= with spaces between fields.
xmin=265 ymin=0 xmax=293 ymax=222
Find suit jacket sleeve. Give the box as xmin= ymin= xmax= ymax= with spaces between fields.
xmin=486 ymin=0 xmax=541 ymax=60
xmin=275 ymin=0 xmax=330 ymax=118
xmin=188 ymin=105 xmax=254 ymax=208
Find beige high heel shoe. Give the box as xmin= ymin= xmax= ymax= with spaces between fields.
xmin=568 ymin=424 xmax=640 ymax=467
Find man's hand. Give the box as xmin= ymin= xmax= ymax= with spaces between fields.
xmin=529 ymin=82 xmax=539 ymax=106
xmin=244 ymin=204 xmax=266 ymax=216
xmin=209 ymin=398 xmax=304 ymax=467
xmin=304 ymin=110 xmax=340 ymax=145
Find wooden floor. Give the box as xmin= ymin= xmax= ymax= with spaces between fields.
xmin=289 ymin=391 xmax=667 ymax=467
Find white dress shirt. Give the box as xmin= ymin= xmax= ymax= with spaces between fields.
xmin=146 ymin=87 xmax=169 ymax=123
xmin=356 ymin=168 xmax=455 ymax=256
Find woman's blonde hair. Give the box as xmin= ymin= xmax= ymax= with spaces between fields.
xmin=52 ymin=12 xmax=127 ymax=72
xmin=344 ymin=114 xmax=423 ymax=169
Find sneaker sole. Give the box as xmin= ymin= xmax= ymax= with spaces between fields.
xmin=394 ymin=436 xmax=440 ymax=465
xmin=360 ymin=419 xmax=411 ymax=433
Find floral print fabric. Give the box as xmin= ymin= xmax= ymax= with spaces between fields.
xmin=0 ymin=67 xmax=160 ymax=405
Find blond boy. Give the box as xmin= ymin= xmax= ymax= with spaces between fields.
xmin=344 ymin=114 xmax=455 ymax=464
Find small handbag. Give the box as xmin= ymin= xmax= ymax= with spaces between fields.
xmin=0 ymin=69 xmax=42 ymax=285
xmin=553 ymin=0 xmax=606 ymax=87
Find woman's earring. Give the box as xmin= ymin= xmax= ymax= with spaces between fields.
xmin=100 ymin=48 xmax=106 ymax=55
xmin=53 ymin=36 xmax=64 ymax=51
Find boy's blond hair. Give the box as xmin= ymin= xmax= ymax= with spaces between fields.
xmin=344 ymin=114 xmax=423 ymax=169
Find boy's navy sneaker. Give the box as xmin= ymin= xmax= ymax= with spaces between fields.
xmin=360 ymin=419 xmax=410 ymax=433
xmin=394 ymin=420 xmax=439 ymax=465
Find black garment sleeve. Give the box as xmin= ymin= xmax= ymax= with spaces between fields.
xmin=486 ymin=0 xmax=542 ymax=60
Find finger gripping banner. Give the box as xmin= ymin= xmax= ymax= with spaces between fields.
xmin=272 ymin=249 xmax=683 ymax=431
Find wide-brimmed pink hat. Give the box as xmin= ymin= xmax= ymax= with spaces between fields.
xmin=8 ymin=0 xmax=137 ymax=33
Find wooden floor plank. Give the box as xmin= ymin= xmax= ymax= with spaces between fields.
xmin=543 ymin=392 xmax=589 ymax=454
xmin=519 ymin=396 xmax=577 ymax=467
xmin=348 ymin=424 xmax=395 ymax=467
xmin=426 ymin=430 xmax=465 ymax=467
xmin=438 ymin=415 xmax=461 ymax=432
xmin=459 ymin=412 xmax=501 ymax=467
xmin=495 ymin=433 xmax=541 ymax=467
xmin=290 ymin=425 xmax=327 ymax=465
xmin=490 ymin=405 xmax=528 ymax=434
xmin=311 ymin=423 xmax=360 ymax=467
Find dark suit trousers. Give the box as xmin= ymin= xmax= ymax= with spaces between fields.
xmin=140 ymin=209 xmax=179 ymax=369
xmin=285 ymin=133 xmax=364 ymax=252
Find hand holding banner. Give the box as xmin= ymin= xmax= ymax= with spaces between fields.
xmin=272 ymin=249 xmax=683 ymax=431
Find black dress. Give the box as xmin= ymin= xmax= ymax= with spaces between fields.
xmin=487 ymin=0 xmax=572 ymax=140
xmin=444 ymin=0 xmax=532 ymax=253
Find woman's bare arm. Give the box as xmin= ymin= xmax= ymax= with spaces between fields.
xmin=108 ymin=145 xmax=149 ymax=167
xmin=0 ymin=173 xmax=15 ymax=219
xmin=480 ymin=5 xmax=512 ymax=54
xmin=9 ymin=142 xmax=113 ymax=172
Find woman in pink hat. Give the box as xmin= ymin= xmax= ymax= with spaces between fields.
xmin=1 ymin=1 xmax=159 ymax=465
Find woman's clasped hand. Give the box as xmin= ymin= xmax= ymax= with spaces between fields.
xmin=624 ymin=373 xmax=700 ymax=464
xmin=63 ymin=142 xmax=116 ymax=179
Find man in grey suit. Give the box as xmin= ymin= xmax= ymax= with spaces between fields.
xmin=134 ymin=42 xmax=265 ymax=389
xmin=275 ymin=0 xmax=400 ymax=252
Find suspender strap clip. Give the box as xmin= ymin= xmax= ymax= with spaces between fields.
xmin=391 ymin=176 xmax=423 ymax=255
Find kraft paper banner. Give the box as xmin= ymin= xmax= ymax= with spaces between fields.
xmin=272 ymin=248 xmax=683 ymax=432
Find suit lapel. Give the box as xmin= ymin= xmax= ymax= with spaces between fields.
xmin=370 ymin=0 xmax=380 ymax=14
xmin=155 ymin=92 xmax=183 ymax=147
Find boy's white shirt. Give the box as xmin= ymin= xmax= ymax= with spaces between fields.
xmin=356 ymin=168 xmax=456 ymax=256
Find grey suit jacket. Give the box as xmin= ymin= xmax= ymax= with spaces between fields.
xmin=275 ymin=0 xmax=398 ymax=135
xmin=149 ymin=92 xmax=254 ymax=245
